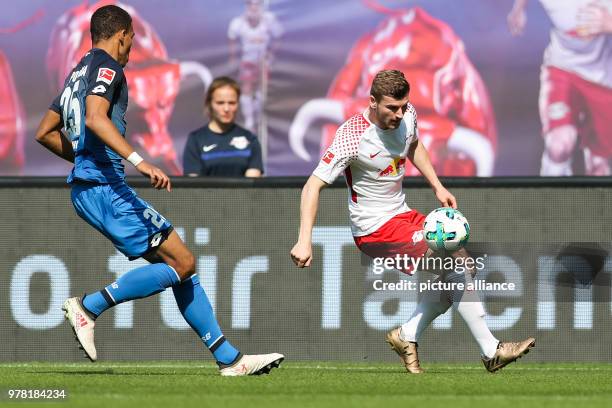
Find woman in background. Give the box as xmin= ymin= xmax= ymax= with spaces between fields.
xmin=183 ymin=76 xmax=263 ymax=177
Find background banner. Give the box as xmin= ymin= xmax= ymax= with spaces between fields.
xmin=2 ymin=0 xmax=608 ymax=177
xmin=1 ymin=181 xmax=611 ymax=362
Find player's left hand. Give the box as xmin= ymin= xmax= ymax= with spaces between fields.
xmin=136 ymin=161 xmax=172 ymax=192
xmin=435 ymin=187 xmax=457 ymax=209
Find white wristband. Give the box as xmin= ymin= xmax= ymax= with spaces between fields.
xmin=127 ymin=152 xmax=144 ymax=167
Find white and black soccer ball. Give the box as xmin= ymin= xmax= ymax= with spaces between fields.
xmin=423 ymin=208 xmax=470 ymax=251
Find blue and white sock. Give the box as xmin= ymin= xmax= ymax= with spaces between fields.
xmin=172 ymin=274 xmax=241 ymax=366
xmin=82 ymin=263 xmax=181 ymax=318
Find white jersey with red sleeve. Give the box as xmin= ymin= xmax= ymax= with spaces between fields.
xmin=540 ymin=0 xmax=612 ymax=88
xmin=312 ymin=105 xmax=418 ymax=237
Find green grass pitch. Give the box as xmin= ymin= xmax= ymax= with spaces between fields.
xmin=0 ymin=361 xmax=611 ymax=408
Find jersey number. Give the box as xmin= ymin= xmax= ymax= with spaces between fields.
xmin=59 ymin=80 xmax=82 ymax=142
xmin=143 ymin=208 xmax=166 ymax=229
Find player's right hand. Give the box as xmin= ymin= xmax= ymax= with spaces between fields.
xmin=136 ymin=161 xmax=172 ymax=192
xmin=290 ymin=241 xmax=312 ymax=268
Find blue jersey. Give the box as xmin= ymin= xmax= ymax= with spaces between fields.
xmin=50 ymin=48 xmax=128 ymax=184
xmin=182 ymin=123 xmax=263 ymax=176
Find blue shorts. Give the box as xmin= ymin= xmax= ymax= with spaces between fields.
xmin=71 ymin=181 xmax=173 ymax=260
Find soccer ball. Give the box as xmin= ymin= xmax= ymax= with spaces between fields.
xmin=423 ymin=208 xmax=470 ymax=251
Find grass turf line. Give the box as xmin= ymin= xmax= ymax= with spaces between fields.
xmin=0 ymin=362 xmax=610 ymax=408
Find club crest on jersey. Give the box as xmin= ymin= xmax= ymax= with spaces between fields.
xmin=230 ymin=136 xmax=249 ymax=150
xmin=322 ymin=150 xmax=335 ymax=164
xmin=97 ymin=68 xmax=116 ymax=85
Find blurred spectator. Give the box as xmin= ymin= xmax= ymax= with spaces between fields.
xmin=183 ymin=77 xmax=263 ymax=177
xmin=509 ymin=0 xmax=612 ymax=175
xmin=228 ymin=0 xmax=283 ymax=133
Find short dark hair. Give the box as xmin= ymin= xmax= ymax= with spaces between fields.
xmin=370 ymin=70 xmax=410 ymax=102
xmin=90 ymin=5 xmax=132 ymax=43
xmin=205 ymin=76 xmax=241 ymax=109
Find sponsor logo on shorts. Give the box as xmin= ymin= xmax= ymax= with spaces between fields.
xmin=548 ymin=102 xmax=569 ymax=121
xmin=97 ymin=68 xmax=116 ymax=85
xmin=150 ymin=232 xmax=162 ymax=248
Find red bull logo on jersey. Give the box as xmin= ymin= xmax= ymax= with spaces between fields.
xmin=379 ymin=157 xmax=405 ymax=177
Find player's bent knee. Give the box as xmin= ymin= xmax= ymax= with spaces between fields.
xmin=174 ymin=251 xmax=196 ymax=281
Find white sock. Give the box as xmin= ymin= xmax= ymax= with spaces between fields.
xmin=240 ymin=94 xmax=255 ymax=131
xmin=454 ymin=300 xmax=499 ymax=358
xmin=447 ymin=271 xmax=499 ymax=359
xmin=400 ymin=276 xmax=452 ymax=342
xmin=400 ymin=300 xmax=450 ymax=342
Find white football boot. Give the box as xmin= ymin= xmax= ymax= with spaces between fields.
xmin=219 ymin=353 xmax=284 ymax=376
xmin=62 ymin=297 xmax=97 ymax=362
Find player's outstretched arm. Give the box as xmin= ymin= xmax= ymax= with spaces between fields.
xmin=508 ymin=0 xmax=528 ymax=36
xmin=85 ymin=95 xmax=171 ymax=191
xmin=35 ymin=110 xmax=75 ymax=163
xmin=407 ymin=139 xmax=457 ymax=208
xmin=291 ymin=175 xmax=328 ymax=268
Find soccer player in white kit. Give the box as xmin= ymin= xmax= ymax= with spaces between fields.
xmin=508 ymin=0 xmax=612 ymax=175
xmin=290 ymin=70 xmax=535 ymax=373
xmin=228 ymin=0 xmax=282 ymax=132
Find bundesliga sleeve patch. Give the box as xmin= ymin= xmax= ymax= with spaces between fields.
xmin=322 ymin=150 xmax=335 ymax=164
xmin=97 ymin=67 xmax=116 ymax=85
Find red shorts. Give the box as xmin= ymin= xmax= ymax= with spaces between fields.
xmin=540 ymin=65 xmax=612 ymax=157
xmin=354 ymin=210 xmax=429 ymax=274
xmin=239 ymin=61 xmax=268 ymax=85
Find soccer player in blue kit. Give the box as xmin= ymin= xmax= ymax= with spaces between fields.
xmin=34 ymin=4 xmax=283 ymax=376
